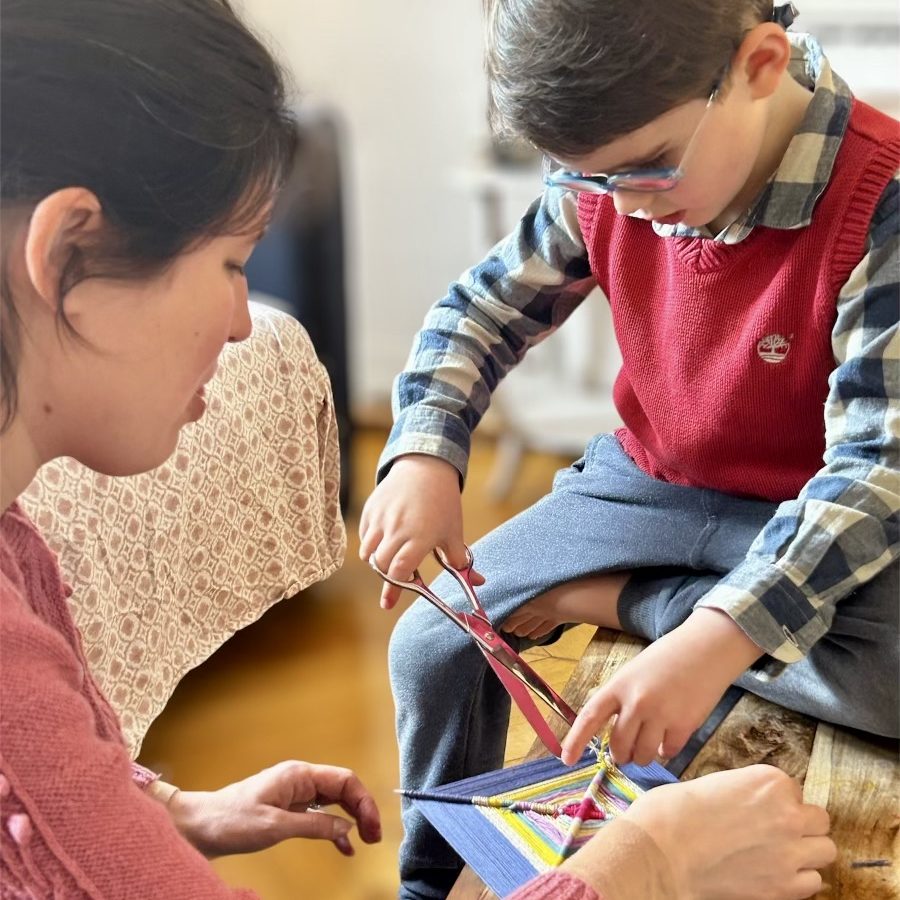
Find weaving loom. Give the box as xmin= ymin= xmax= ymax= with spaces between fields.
xmin=414 ymin=749 xmax=678 ymax=896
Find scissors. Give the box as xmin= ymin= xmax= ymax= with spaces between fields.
xmin=369 ymin=545 xmax=601 ymax=759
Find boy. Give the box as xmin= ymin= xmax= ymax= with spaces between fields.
xmin=360 ymin=1 xmax=899 ymax=895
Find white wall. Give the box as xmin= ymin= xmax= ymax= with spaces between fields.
xmin=242 ymin=0 xmax=489 ymax=408
xmin=800 ymin=0 xmax=900 ymax=116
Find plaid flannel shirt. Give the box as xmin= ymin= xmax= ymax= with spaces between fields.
xmin=380 ymin=34 xmax=899 ymax=664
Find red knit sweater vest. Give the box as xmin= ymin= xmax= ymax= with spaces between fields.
xmin=577 ymin=99 xmax=899 ymax=501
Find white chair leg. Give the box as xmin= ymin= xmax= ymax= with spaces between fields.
xmin=485 ymin=431 xmax=526 ymax=502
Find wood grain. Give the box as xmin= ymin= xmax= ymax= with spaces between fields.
xmin=804 ymin=725 xmax=899 ymax=899
xmin=680 ymin=691 xmax=816 ymax=782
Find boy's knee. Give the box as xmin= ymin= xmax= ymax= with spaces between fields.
xmin=388 ymin=596 xmax=475 ymax=685
xmin=388 ymin=604 xmax=429 ymax=681
xmin=619 ymin=570 xmax=720 ymax=640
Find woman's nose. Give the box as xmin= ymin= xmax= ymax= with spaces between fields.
xmin=229 ymin=288 xmax=253 ymax=343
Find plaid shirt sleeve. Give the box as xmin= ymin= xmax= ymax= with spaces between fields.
xmin=377 ymin=189 xmax=595 ymax=482
xmin=698 ymin=172 xmax=900 ymax=664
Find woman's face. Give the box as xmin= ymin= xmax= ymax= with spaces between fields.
xmin=40 ymin=231 xmax=260 ymax=476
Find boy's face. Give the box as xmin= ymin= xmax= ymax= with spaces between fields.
xmin=560 ymin=82 xmax=767 ymax=230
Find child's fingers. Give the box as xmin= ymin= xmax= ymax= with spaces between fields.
xmin=632 ymin=723 xmax=665 ymax=767
xmin=366 ymin=535 xmax=419 ymax=609
xmin=380 ymin=583 xmax=402 ymax=610
xmin=358 ymin=523 xmax=383 ymax=561
xmin=561 ymin=690 xmax=618 ymax=765
xmin=357 ymin=505 xmax=371 ymax=549
xmin=659 ymin=726 xmax=693 ymax=760
xmin=607 ymin=706 xmax=641 ymax=765
xmin=442 ymin=539 xmax=471 ymax=571
xmin=385 ymin=539 xmax=424 ymax=584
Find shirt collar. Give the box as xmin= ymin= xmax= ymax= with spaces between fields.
xmin=651 ymin=33 xmax=853 ymax=243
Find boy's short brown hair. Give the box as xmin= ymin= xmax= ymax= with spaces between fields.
xmin=485 ymin=0 xmax=772 ymax=158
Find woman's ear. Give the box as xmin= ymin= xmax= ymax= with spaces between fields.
xmin=24 ymin=188 xmax=103 ymax=311
xmin=732 ymin=23 xmax=793 ymax=102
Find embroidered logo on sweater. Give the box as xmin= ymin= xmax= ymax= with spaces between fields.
xmin=757 ymin=334 xmax=791 ymax=364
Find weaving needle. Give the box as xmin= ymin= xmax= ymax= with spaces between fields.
xmin=395 ymin=789 xmax=608 ymax=819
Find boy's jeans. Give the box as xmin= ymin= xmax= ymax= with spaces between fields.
xmin=389 ymin=435 xmax=898 ymax=899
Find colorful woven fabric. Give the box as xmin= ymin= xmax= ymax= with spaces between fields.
xmin=478 ymin=751 xmax=640 ymax=868
xmin=414 ymin=750 xmax=676 ymax=896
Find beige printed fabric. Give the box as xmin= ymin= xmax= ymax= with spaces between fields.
xmin=20 ymin=303 xmax=346 ymax=756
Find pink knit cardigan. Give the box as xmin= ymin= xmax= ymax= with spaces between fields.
xmin=0 ymin=503 xmax=256 ymax=898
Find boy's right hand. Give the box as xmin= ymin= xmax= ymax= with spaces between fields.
xmin=359 ymin=454 xmax=476 ymax=609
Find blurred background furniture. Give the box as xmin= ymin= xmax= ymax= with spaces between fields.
xmin=802 ymin=0 xmax=899 ymax=117
xmin=246 ymin=106 xmax=352 ymax=508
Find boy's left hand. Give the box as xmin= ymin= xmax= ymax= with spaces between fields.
xmin=561 ymin=609 xmax=764 ymax=767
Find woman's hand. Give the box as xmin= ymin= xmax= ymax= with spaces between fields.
xmin=359 ymin=454 xmax=481 ymax=609
xmin=625 ymin=765 xmax=835 ymax=900
xmin=166 ymin=761 xmax=381 ymax=858
xmin=561 ymin=765 xmax=835 ymax=900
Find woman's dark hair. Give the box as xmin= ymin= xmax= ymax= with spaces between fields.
xmin=0 ymin=0 xmax=298 ymax=430
xmin=485 ymin=0 xmax=772 ymax=158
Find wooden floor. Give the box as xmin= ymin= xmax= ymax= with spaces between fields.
xmin=138 ymin=426 xmax=585 ymax=900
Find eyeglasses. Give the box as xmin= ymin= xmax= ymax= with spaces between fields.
xmin=542 ymin=84 xmax=723 ymax=195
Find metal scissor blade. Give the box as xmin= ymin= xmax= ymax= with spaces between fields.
xmin=486 ymin=642 xmax=579 ymax=728
xmin=367 ymin=555 xmax=474 ymax=633
xmin=459 ymin=612 xmax=578 ymax=727
xmin=369 ymin=550 xmax=601 ymax=757
xmin=483 ymin=651 xmax=563 ymax=757
xmin=488 ymin=642 xmax=604 ymax=758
